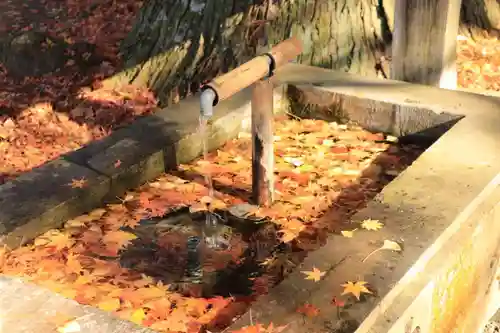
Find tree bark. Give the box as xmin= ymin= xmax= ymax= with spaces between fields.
xmin=460 ymin=0 xmax=500 ymax=38
xmin=112 ymin=0 xmax=500 ymax=106
xmin=111 ymin=0 xmax=394 ymax=105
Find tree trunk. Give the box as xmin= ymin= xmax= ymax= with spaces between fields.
xmin=460 ymin=0 xmax=500 ymax=38
xmin=111 ymin=0 xmax=394 ymax=106
xmin=112 ymin=0 xmax=499 ymax=106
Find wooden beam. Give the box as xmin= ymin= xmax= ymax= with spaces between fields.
xmin=251 ymin=79 xmax=275 ymax=207
xmin=391 ymin=0 xmax=463 ymax=90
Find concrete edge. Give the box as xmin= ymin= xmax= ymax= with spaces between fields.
xmin=362 ymin=172 xmax=500 ymax=333
xmin=0 ymin=275 xmax=156 ymax=333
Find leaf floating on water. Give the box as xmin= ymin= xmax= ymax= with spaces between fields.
xmin=360 ymin=219 xmax=384 ymax=231
xmin=362 ymin=240 xmax=402 ymax=262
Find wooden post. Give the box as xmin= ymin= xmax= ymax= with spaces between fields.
xmin=390 ymin=0 xmax=462 ymax=136
xmin=251 ymin=79 xmax=274 ymax=207
xmin=391 ymin=0 xmax=463 ymax=90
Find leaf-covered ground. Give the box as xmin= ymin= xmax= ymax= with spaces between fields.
xmin=0 ymin=117 xmax=425 ymax=333
xmin=457 ymin=33 xmax=500 ymax=90
xmin=0 ymin=0 xmax=158 ymax=184
xmin=0 ymin=0 xmax=498 ymax=186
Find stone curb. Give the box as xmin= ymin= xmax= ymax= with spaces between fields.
xmin=0 ymin=276 xmax=157 ymax=333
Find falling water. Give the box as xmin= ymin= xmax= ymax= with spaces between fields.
xmin=199 ymin=115 xmax=214 ymax=198
xmin=198 ymin=115 xmax=226 ymax=250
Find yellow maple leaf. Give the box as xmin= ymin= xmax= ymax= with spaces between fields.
xmin=341 ymin=228 xmax=357 ymax=238
xmin=97 ymin=298 xmax=121 ymax=312
xmin=360 ymin=219 xmax=384 ymax=231
xmin=301 ymin=267 xmax=326 ymax=282
xmin=129 ymin=308 xmax=146 ymax=325
xmin=341 ymin=281 xmax=372 ymax=300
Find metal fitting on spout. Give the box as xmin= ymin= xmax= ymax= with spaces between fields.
xmin=262 ymin=53 xmax=276 ymax=79
xmin=199 ymin=87 xmax=217 ymax=120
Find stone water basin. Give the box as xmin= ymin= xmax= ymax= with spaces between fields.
xmin=118 ymin=204 xmax=280 ymax=297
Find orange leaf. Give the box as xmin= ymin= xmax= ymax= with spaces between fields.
xmin=296 ymin=303 xmax=320 ymax=317
xmin=68 ymin=178 xmax=87 ymax=189
xmin=331 ymin=296 xmax=345 ymax=307
xmin=102 ymin=230 xmax=137 ymax=248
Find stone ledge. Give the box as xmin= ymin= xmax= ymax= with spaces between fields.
xmin=0 ymin=276 xmax=155 ymax=333
xmin=0 ymin=159 xmax=110 ymax=249
xmin=275 ymin=63 xmax=500 ymax=139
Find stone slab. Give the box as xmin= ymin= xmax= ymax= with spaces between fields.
xmin=0 ymin=276 xmax=155 ymax=333
xmin=0 ymin=159 xmax=109 ymax=249
xmin=274 ymin=63 xmax=500 ymax=137
xmin=228 ymin=65 xmax=500 ymax=332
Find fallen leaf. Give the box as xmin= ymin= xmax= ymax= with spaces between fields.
xmin=331 ymin=296 xmax=345 ymax=307
xmin=341 ymin=229 xmax=357 ymax=238
xmin=130 ymin=308 xmax=147 ymax=325
xmin=97 ymin=298 xmax=121 ymax=312
xmin=68 ymin=178 xmax=87 ymax=189
xmin=301 ymin=267 xmax=326 ymax=282
xmin=386 ymin=135 xmax=398 ymax=143
xmin=231 ymin=323 xmax=287 ymax=333
xmin=57 ymin=320 xmax=80 ymax=333
xmin=362 ymin=240 xmax=402 ymax=262
xmin=296 ymin=303 xmax=320 ymax=317
xmin=341 ymin=281 xmax=372 ymax=300
xmin=360 ymin=219 xmax=384 ymax=231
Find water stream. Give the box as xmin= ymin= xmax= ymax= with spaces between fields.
xmin=198 ymin=116 xmax=226 ymax=250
